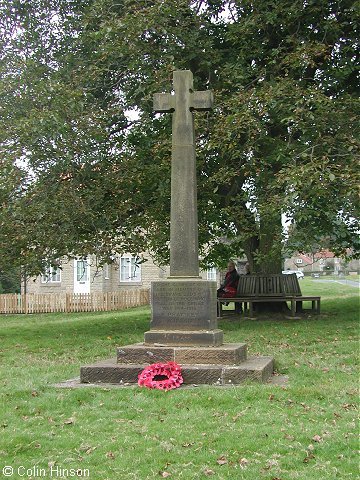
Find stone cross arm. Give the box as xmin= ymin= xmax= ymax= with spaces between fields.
xmin=153 ymin=70 xmax=213 ymax=114
xmin=153 ymin=89 xmax=213 ymax=113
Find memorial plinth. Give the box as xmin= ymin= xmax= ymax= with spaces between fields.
xmin=144 ymin=278 xmax=223 ymax=346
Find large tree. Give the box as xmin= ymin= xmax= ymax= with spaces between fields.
xmin=0 ymin=0 xmax=359 ymax=276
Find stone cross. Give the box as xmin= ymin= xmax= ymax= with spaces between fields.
xmin=154 ymin=70 xmax=213 ymax=277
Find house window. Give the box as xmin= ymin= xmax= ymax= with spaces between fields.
xmin=42 ymin=265 xmax=61 ymax=283
xmin=120 ymin=256 xmax=141 ymax=282
xmin=76 ymin=259 xmax=89 ymax=282
xmin=207 ymin=267 xmax=217 ymax=281
xmin=295 ymin=259 xmax=303 ymax=264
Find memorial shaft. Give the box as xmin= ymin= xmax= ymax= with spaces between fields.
xmin=153 ymin=70 xmax=213 ymax=277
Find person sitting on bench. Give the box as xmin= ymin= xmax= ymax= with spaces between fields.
xmin=217 ymin=261 xmax=240 ymax=299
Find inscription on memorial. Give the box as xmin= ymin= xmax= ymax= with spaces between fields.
xmin=151 ymin=281 xmax=217 ymax=330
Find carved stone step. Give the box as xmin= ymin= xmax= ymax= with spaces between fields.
xmin=144 ymin=329 xmax=224 ymax=346
xmin=116 ymin=342 xmax=247 ymax=365
xmin=80 ymin=356 xmax=274 ymax=386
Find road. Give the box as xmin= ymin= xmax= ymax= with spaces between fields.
xmin=314 ymin=279 xmax=359 ymax=288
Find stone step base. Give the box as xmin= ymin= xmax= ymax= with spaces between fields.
xmin=80 ymin=356 xmax=274 ymax=386
xmin=117 ymin=342 xmax=247 ymax=365
xmin=144 ymin=329 xmax=223 ymax=346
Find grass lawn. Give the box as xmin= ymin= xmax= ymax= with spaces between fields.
xmin=0 ymin=280 xmax=358 ymax=479
xmin=312 ymin=275 xmax=359 ymax=283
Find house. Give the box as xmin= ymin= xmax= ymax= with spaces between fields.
xmin=284 ymin=251 xmax=359 ymax=275
xmin=23 ymin=254 xmax=222 ymax=294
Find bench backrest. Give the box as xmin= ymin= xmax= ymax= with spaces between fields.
xmin=283 ymin=274 xmax=302 ymax=296
xmin=237 ymin=274 xmax=302 ymax=297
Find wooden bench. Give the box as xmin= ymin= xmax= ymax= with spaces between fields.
xmin=217 ymin=274 xmax=320 ymax=318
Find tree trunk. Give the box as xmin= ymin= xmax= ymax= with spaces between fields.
xmin=243 ymin=209 xmax=288 ymax=313
xmin=257 ymin=209 xmax=283 ymax=273
xmin=242 ymin=235 xmax=259 ymax=275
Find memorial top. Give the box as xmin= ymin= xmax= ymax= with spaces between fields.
xmin=153 ymin=70 xmax=213 ymax=146
xmin=153 ymin=70 xmax=213 ymax=277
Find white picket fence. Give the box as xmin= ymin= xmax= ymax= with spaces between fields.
xmin=0 ymin=289 xmax=150 ymax=314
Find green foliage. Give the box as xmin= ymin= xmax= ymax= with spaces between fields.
xmin=0 ymin=266 xmax=20 ymax=293
xmin=0 ymin=0 xmax=359 ymax=275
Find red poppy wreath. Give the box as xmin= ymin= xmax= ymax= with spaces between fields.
xmin=138 ymin=362 xmax=183 ymax=390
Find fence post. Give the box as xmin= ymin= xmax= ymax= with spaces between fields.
xmin=23 ymin=293 xmax=28 ymax=314
xmin=65 ymin=293 xmax=70 ymax=313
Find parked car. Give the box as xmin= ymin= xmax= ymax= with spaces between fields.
xmin=282 ymin=270 xmax=305 ymax=279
